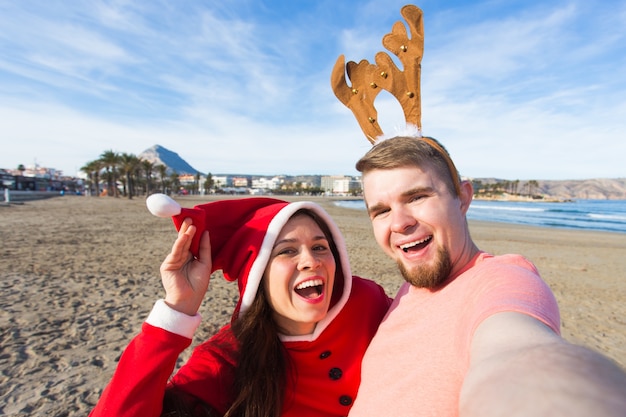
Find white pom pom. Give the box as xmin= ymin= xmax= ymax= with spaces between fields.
xmin=146 ymin=193 xmax=182 ymax=218
xmin=374 ymin=123 xmax=422 ymax=144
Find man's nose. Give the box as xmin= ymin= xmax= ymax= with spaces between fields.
xmin=390 ymin=207 xmax=417 ymax=233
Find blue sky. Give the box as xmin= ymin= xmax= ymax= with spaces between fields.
xmin=1 ymin=0 xmax=625 ymax=180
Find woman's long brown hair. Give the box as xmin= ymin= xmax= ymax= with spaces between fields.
xmin=225 ymin=282 xmax=289 ymax=417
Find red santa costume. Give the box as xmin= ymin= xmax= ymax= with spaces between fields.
xmin=90 ymin=195 xmax=391 ymax=417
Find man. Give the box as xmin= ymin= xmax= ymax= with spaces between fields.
xmin=347 ymin=135 xmax=626 ymax=417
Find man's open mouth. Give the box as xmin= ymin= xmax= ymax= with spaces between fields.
xmin=400 ymin=236 xmax=432 ymax=253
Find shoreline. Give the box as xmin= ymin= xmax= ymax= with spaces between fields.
xmin=332 ymin=196 xmax=626 ymax=235
xmin=1 ymin=195 xmax=624 ymax=415
xmin=473 ymin=195 xmax=573 ymax=203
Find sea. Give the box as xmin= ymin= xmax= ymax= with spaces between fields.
xmin=333 ymin=199 xmax=626 ymax=234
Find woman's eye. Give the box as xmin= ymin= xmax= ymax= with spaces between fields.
xmin=276 ymin=248 xmax=295 ymax=256
xmin=313 ymin=244 xmax=329 ymax=252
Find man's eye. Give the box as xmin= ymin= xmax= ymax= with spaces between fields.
xmin=371 ymin=209 xmax=389 ymax=219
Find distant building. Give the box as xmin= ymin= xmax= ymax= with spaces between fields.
xmin=0 ymin=165 xmax=81 ymax=192
xmin=1 ymin=170 xmax=15 ymax=189
xmin=178 ymin=174 xmax=196 ymax=186
xmin=251 ymin=176 xmax=282 ymax=191
xmin=321 ymin=175 xmax=360 ymax=195
xmin=292 ymin=175 xmax=321 ymax=188
xmin=212 ymin=176 xmax=230 ymax=188
xmin=231 ymin=177 xmax=250 ymax=188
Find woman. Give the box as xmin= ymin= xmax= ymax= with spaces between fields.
xmin=90 ymin=195 xmax=391 ymax=417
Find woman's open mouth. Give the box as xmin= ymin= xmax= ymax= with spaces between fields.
xmin=295 ymin=278 xmax=324 ymax=299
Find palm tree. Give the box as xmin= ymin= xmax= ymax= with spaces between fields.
xmin=512 ymin=180 xmax=520 ymax=196
xmin=502 ymin=180 xmax=511 ymax=193
xmin=471 ymin=180 xmax=483 ymax=196
xmin=156 ymin=164 xmax=168 ymax=193
xmin=195 ymin=171 xmax=201 ymax=195
xmin=133 ymin=163 xmax=145 ymax=197
xmin=15 ymin=164 xmax=26 ymax=190
xmin=524 ymin=180 xmax=538 ymax=197
xmin=100 ymin=150 xmax=121 ymax=197
xmin=141 ymin=159 xmax=155 ymax=195
xmin=527 ymin=180 xmax=539 ymax=198
xmin=169 ymin=171 xmax=180 ymax=194
xmin=80 ymin=160 xmax=103 ymax=196
xmin=119 ymin=153 xmax=140 ymax=199
xmin=204 ymin=172 xmax=214 ymax=194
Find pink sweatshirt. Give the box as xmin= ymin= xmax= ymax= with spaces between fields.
xmin=348 ymin=252 xmax=560 ymax=417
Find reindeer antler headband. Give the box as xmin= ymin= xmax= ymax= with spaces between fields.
xmin=331 ymin=4 xmax=424 ymax=144
xmin=331 ymin=5 xmax=462 ymax=195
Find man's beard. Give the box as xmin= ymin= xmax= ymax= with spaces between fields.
xmin=398 ymin=245 xmax=452 ymax=289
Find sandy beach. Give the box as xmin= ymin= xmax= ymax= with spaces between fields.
xmin=1 ymin=195 xmax=625 ymax=416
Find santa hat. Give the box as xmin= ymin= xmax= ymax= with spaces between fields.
xmin=146 ymin=194 xmax=352 ymax=334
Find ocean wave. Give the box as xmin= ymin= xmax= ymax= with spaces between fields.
xmin=469 ymin=204 xmax=544 ymax=212
xmin=334 ymin=199 xmax=626 ymax=233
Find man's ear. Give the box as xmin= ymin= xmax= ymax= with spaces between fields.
xmin=459 ymin=180 xmax=474 ymax=214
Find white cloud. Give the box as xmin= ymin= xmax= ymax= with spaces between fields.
xmin=1 ymin=0 xmax=624 ymax=180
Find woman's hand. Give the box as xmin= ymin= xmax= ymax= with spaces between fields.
xmin=160 ymin=218 xmax=212 ymax=316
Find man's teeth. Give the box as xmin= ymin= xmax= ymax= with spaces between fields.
xmin=296 ymin=279 xmax=323 ymax=290
xmin=400 ymin=236 xmax=431 ymax=252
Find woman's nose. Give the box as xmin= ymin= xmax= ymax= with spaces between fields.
xmin=298 ymin=248 xmax=321 ymax=270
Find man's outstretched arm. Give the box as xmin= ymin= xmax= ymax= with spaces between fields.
xmin=460 ymin=312 xmax=626 ymax=417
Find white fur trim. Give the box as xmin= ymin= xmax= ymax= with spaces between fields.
xmin=239 ymin=201 xmax=353 ymax=343
xmin=145 ymin=299 xmax=202 ymax=339
xmin=146 ymin=193 xmax=182 ymax=218
xmin=374 ymin=122 xmax=422 ymax=144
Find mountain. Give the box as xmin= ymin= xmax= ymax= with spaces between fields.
xmin=472 ymin=177 xmax=626 ymax=200
xmin=138 ymin=145 xmax=203 ymax=176
xmin=537 ymin=178 xmax=626 ymax=200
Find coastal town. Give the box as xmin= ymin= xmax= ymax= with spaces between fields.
xmin=3 ymin=161 xmax=626 ymax=204
xmin=2 ymin=144 xmax=626 ymax=202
